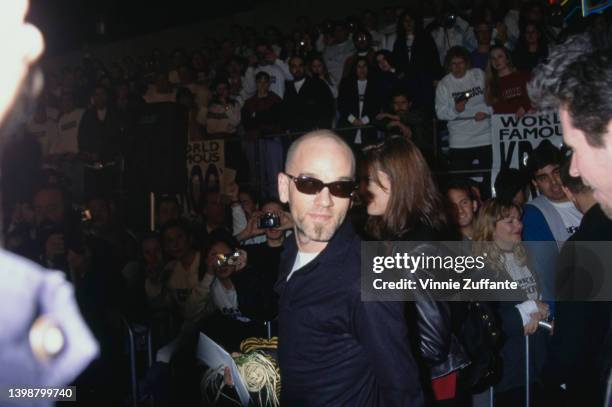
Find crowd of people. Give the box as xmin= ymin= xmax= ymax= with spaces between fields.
xmin=1 ymin=0 xmax=612 ymax=406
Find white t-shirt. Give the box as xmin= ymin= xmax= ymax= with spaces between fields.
xmin=294 ymin=78 xmax=306 ymax=94
xmin=96 ymin=108 xmax=107 ymax=122
xmin=51 ymin=108 xmax=84 ymax=155
xmin=287 ymin=251 xmax=318 ymax=281
xmin=354 ymin=79 xmax=369 ymax=144
xmin=550 ymin=200 xmax=582 ymax=237
xmin=211 ymin=278 xmax=244 ymax=320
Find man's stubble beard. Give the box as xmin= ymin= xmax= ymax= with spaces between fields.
xmin=296 ymin=212 xmax=346 ymax=243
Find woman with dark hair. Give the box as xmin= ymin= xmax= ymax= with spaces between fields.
xmin=187 ymin=164 xmax=206 ymax=215
xmin=375 ymin=49 xmax=398 ymax=75
xmin=485 ymin=45 xmax=532 ymax=116
xmin=494 ymin=167 xmax=530 ymax=206
xmin=472 ymin=199 xmax=549 ymax=406
xmin=308 ymin=55 xmax=337 ymax=99
xmin=337 ymin=56 xmax=383 ymax=147
xmin=391 ymin=10 xmax=441 ymax=77
xmin=391 ymin=9 xmax=442 ymax=112
xmin=513 ymin=22 xmax=549 ymax=73
xmin=374 ymin=49 xmax=404 ymax=103
xmin=364 ymin=137 xmax=468 ymax=405
xmin=364 ymin=136 xmax=454 ymax=239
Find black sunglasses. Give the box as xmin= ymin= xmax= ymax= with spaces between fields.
xmin=284 ymin=173 xmax=356 ymax=198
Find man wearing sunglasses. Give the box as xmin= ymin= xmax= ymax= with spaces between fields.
xmin=275 ymin=130 xmax=424 ymax=406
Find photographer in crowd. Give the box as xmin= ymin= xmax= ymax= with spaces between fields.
xmin=435 ymin=46 xmax=492 ymax=198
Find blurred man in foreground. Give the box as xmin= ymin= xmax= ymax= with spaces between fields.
xmin=0 ymin=1 xmax=98 ymax=403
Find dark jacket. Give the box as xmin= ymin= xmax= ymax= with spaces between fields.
xmin=393 ymin=226 xmax=469 ymax=382
xmin=78 ymin=107 xmax=122 ymax=161
xmin=374 ymin=109 xmax=431 ymax=157
xmin=337 ymin=77 xmax=383 ymax=145
xmin=377 ymin=70 xmax=402 ymax=103
xmin=275 ymin=220 xmax=424 ymax=406
xmin=391 ymin=33 xmax=441 ymax=79
xmin=493 ymin=299 xmax=548 ymax=393
xmin=545 ymin=204 xmax=612 ymax=406
xmin=513 ymin=44 xmax=548 ymax=73
xmin=282 ymin=77 xmax=335 ymax=132
xmin=391 ymin=32 xmax=442 ymax=112
xmin=241 ymin=92 xmax=283 ymax=138
xmin=245 ymin=242 xmax=283 ymax=321
xmin=484 ymin=257 xmax=547 ymax=393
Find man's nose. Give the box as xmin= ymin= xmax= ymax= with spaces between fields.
xmin=315 ymin=186 xmax=333 ymax=207
xmin=569 ymin=154 xmax=580 ymax=177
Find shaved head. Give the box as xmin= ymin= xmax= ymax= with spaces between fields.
xmin=279 ymin=130 xmax=355 ymax=253
xmin=285 ymin=130 xmax=355 ymax=176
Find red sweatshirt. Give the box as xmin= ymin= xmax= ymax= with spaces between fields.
xmin=493 ymin=71 xmax=532 ymax=114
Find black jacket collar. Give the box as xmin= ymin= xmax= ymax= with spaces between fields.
xmin=276 ymin=219 xmax=358 ymax=291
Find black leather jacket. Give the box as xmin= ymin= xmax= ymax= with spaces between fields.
xmin=394 ymin=227 xmax=470 ymax=379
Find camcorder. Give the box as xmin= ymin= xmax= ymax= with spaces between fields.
xmin=215 ymin=251 xmax=241 ymax=268
xmin=454 ymin=91 xmax=473 ymax=103
xmin=257 ymin=212 xmax=280 ymax=229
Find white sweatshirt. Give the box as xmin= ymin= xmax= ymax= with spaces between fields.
xmin=435 ymin=68 xmax=492 ymax=148
xmin=242 ymin=60 xmax=293 ymax=100
xmin=51 ymin=108 xmax=84 ymax=155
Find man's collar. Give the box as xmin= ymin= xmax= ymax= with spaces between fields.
xmin=278 ymin=219 xmax=357 ymax=280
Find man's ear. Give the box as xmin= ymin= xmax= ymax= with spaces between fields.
xmin=531 ymin=179 xmax=538 ymax=192
xmin=472 ymin=200 xmax=478 ymax=213
xmin=278 ymin=172 xmax=290 ymax=204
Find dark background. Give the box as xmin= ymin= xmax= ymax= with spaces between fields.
xmin=27 ymin=0 xmax=268 ymax=56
